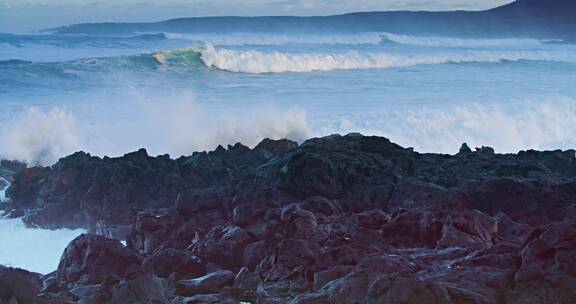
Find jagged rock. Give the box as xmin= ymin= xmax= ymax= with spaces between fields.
xmin=57 ymin=234 xmax=142 ymax=286
xmin=510 ymin=223 xmax=576 ymax=303
xmin=312 ymin=265 xmax=354 ymax=291
xmin=233 ymin=267 xmax=259 ymax=291
xmin=458 ymin=143 xmax=472 ymax=154
xmin=176 ymin=270 xmax=235 ymax=296
xmin=128 ymin=211 xmax=189 ymax=255
xmin=232 ymin=204 xmax=258 ymax=227
xmin=108 ymin=274 xmax=171 ymax=304
xmin=4 ymin=134 xmax=576 ymax=303
xmin=171 ymin=294 xmax=239 ymax=304
xmin=242 ymin=241 xmax=267 ymax=271
xmin=255 ymin=138 xmax=298 ymax=156
xmin=142 ymin=248 xmax=205 ymax=279
xmin=175 ymin=188 xmax=226 ymax=216
xmin=190 ymin=225 xmax=251 ymax=269
xmin=355 ymin=209 xmax=391 ymax=229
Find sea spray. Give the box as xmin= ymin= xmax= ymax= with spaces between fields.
xmin=317 ymin=96 xmax=576 ymax=154
xmin=0 ymin=108 xmax=82 ymax=166
xmin=0 ymin=94 xmax=311 ymax=166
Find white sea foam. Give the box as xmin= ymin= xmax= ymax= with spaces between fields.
xmin=318 ymin=97 xmax=576 ymax=154
xmin=0 ymin=217 xmax=85 ymax=274
xmin=165 ymin=32 xmax=384 ymax=46
xmin=199 ymin=45 xmax=568 ymax=73
xmin=380 ymin=33 xmax=544 ymax=48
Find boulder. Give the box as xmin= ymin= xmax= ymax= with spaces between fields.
xmin=191 ymin=225 xmax=251 ymax=269
xmin=108 ymin=274 xmax=170 ymax=304
xmin=0 ymin=267 xmax=42 ymax=304
xmin=57 ymin=234 xmax=142 ymax=286
xmin=142 ymin=248 xmax=205 ymax=279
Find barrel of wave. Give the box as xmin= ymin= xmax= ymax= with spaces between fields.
xmin=0 ymin=176 xmax=86 ymax=275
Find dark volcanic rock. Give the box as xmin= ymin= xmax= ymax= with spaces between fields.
xmin=142 ymin=248 xmax=205 ymax=279
xmin=5 ymin=134 xmax=576 ymax=303
xmin=57 ymin=234 xmax=142 ymax=286
xmin=107 ymin=274 xmax=171 ymax=304
xmin=0 ymin=267 xmax=42 ymax=304
xmin=176 ymin=270 xmax=235 ymax=296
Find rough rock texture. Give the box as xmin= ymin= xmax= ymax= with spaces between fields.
xmin=0 ymin=267 xmax=42 ymax=304
xmin=56 ymin=234 xmax=142 ymax=286
xmin=4 ymin=134 xmax=576 ymax=303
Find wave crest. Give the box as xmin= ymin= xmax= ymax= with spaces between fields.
xmin=199 ymin=45 xmax=566 ymax=74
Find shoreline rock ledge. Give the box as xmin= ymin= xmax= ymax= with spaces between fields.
xmin=1 ymin=133 xmax=576 ymax=303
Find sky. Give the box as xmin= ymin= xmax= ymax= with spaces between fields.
xmin=0 ymin=0 xmax=512 ymax=32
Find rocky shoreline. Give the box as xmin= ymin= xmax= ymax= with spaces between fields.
xmin=1 ymin=133 xmax=576 ymax=303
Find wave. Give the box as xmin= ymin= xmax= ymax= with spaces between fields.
xmin=164 ymin=32 xmax=545 ymax=48
xmin=126 ymin=33 xmax=167 ymax=41
xmin=0 ymin=59 xmax=32 ymax=65
xmin=198 ymin=45 xmax=569 ymax=73
xmin=543 ymin=39 xmax=576 ymax=45
xmin=380 ymin=33 xmax=544 ymax=48
xmin=2 ymin=43 xmax=571 ymax=76
xmin=164 ymin=32 xmax=384 ymax=46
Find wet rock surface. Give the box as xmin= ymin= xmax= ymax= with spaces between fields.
xmin=3 ymin=134 xmax=576 ymax=303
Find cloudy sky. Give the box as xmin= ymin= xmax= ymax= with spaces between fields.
xmin=0 ymin=0 xmax=512 ymax=32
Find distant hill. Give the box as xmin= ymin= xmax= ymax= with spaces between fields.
xmin=52 ymin=0 xmax=576 ymax=38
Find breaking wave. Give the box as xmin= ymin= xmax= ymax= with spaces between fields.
xmin=2 ymin=45 xmax=571 ymax=76
xmin=198 ymin=45 xmax=569 ymax=73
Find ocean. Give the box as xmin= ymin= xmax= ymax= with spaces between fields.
xmin=1 ymin=31 xmax=576 ymax=273
xmin=2 ymin=32 xmax=576 ymax=165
